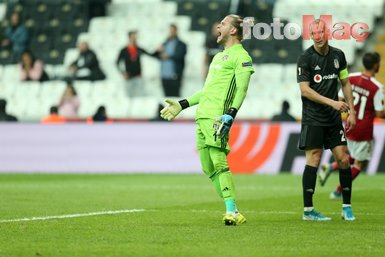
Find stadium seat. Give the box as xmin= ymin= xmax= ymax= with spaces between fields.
xmin=143 ymin=77 xmax=163 ymax=98
xmin=63 ymin=48 xmax=79 ymax=67
xmin=0 ymin=49 xmax=13 ymax=65
xmin=129 ymin=96 xmax=159 ymax=118
xmin=105 ymin=94 xmax=130 ymax=118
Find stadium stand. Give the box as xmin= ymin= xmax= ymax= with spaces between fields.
xmin=0 ymin=0 xmax=384 ymax=121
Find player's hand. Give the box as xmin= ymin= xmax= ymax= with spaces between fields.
xmin=345 ymin=111 xmax=356 ymax=132
xmin=214 ymin=114 xmax=234 ymax=138
xmin=332 ymin=101 xmax=350 ymax=112
xmin=160 ymin=99 xmax=182 ymax=121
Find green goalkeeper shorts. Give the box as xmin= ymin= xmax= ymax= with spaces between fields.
xmin=196 ymin=118 xmax=230 ymax=154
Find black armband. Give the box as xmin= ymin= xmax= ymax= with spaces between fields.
xmin=178 ymin=99 xmax=190 ymax=110
xmin=226 ymin=107 xmax=238 ymax=118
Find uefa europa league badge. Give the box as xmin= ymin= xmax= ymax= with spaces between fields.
xmin=223 ymin=54 xmax=229 ymax=61
xmin=334 ymin=59 xmax=339 ymax=69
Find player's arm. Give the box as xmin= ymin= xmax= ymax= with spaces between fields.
xmin=215 ymin=58 xmax=254 ymax=138
xmin=299 ymin=82 xmax=350 ymax=112
xmin=297 ymin=53 xmax=349 ymax=112
xmin=160 ymin=90 xmax=202 ymax=121
xmin=231 ymin=71 xmax=252 ymax=111
xmin=226 ymin=58 xmax=254 ymax=116
xmin=340 ymin=79 xmax=355 ymax=115
xmin=374 ymin=86 xmax=385 ymax=118
xmin=340 ymin=70 xmax=356 ymax=131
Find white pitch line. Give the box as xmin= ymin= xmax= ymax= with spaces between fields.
xmin=0 ymin=209 xmax=145 ymax=223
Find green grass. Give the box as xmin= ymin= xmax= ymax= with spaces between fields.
xmin=0 ymin=173 xmax=384 ymax=257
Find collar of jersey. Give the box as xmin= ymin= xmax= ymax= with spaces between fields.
xmin=223 ymin=43 xmax=242 ymax=53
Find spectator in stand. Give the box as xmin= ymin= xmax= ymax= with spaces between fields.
xmin=68 ymin=41 xmax=106 ymax=81
xmin=41 ymin=106 xmax=65 ymax=124
xmin=87 ymin=105 xmax=112 ymax=123
xmin=58 ymin=81 xmax=80 ymax=118
xmin=153 ymin=24 xmax=187 ymax=97
xmin=1 ymin=12 xmax=29 ymax=63
xmin=271 ymin=100 xmax=296 ymax=122
xmin=20 ymin=51 xmax=49 ymax=82
xmin=117 ymin=31 xmax=149 ymax=97
xmin=0 ymin=99 xmax=18 ymax=122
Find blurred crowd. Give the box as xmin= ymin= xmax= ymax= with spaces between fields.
xmin=0 ymin=1 xmax=298 ymax=123
xmin=0 ymin=6 xmax=198 ymax=122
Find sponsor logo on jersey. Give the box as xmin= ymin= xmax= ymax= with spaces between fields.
xmin=314 ymin=74 xmax=322 ymax=83
xmin=242 ymin=62 xmax=252 ymax=67
xmin=334 ymin=59 xmax=340 ymax=69
xmin=313 ymin=73 xmax=338 ymax=83
xmin=314 ymin=65 xmax=321 ymax=70
xmin=323 ymin=73 xmax=338 ymax=79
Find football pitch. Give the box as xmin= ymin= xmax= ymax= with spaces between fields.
xmin=0 ymin=173 xmax=384 ymax=257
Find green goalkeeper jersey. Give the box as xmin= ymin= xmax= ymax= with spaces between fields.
xmin=188 ymin=44 xmax=254 ymax=120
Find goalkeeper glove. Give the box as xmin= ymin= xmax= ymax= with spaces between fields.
xmin=214 ymin=107 xmax=238 ymax=138
xmin=160 ymin=99 xmax=189 ymax=121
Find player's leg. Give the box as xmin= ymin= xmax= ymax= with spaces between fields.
xmin=196 ymin=121 xmax=222 ymax=197
xmin=208 ymin=147 xmax=235 ymax=206
xmin=331 ymin=145 xmax=355 ymax=220
xmin=198 ymin=146 xmax=222 ymax=197
xmin=331 ymin=145 xmax=352 ymax=201
xmin=196 ymin=118 xmax=245 ymax=225
xmin=327 ymin=124 xmax=355 ymax=221
xmin=334 ymin=160 xmax=364 ymax=195
xmin=302 ymin=148 xmax=332 ymax=220
xmin=208 ymin=146 xmax=245 ymax=225
xmin=347 ymin=140 xmax=370 ymax=181
xmin=299 ymin=125 xmax=331 ymax=221
xmin=318 ymin=154 xmax=353 ymax=186
xmin=332 ymin=140 xmax=370 ymax=198
xmin=352 ymin=160 xmax=366 ymax=179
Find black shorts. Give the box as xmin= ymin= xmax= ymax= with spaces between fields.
xmin=299 ymin=124 xmax=347 ymax=150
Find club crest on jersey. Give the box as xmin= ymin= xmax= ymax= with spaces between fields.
xmin=334 ymin=59 xmax=340 ymax=69
xmin=314 ymin=74 xmax=322 ymax=83
xmin=222 ymin=54 xmax=229 ymax=61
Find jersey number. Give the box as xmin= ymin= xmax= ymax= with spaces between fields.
xmin=352 ymin=91 xmax=367 ymax=120
xmin=340 ymin=130 xmax=346 ymax=142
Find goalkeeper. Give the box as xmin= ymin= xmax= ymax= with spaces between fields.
xmin=160 ymin=15 xmax=254 ymax=225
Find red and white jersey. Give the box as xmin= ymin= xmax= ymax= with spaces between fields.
xmin=346 ymin=72 xmax=384 ymax=141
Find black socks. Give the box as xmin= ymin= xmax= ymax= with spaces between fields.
xmin=302 ymin=165 xmax=318 ymax=207
xmin=339 ymin=167 xmax=352 ymax=205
